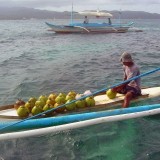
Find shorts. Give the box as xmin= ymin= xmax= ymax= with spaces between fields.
xmin=118 ymin=85 xmax=141 ymax=98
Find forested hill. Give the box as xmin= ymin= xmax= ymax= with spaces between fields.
xmin=0 ymin=7 xmax=160 ymax=20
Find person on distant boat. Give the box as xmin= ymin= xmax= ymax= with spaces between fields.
xmin=84 ymin=16 xmax=89 ymax=24
xmin=108 ymin=18 xmax=112 ymax=25
xmin=112 ymin=52 xmax=141 ymax=108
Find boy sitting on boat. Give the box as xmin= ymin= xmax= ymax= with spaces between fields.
xmin=108 ymin=18 xmax=112 ymax=25
xmin=112 ymin=52 xmax=141 ymax=108
xmin=84 ymin=16 xmax=89 ymax=24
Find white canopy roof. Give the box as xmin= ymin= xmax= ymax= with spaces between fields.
xmin=78 ymin=11 xmax=113 ymax=17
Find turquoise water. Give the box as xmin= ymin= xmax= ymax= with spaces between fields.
xmin=0 ymin=19 xmax=160 ymax=159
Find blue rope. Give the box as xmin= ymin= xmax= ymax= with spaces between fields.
xmin=0 ymin=67 xmax=160 ymax=132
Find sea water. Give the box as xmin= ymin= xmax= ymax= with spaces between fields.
xmin=0 ymin=19 xmax=160 ymax=160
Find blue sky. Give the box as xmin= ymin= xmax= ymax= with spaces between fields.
xmin=0 ymin=0 xmax=160 ymax=14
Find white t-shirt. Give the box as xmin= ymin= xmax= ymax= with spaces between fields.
xmin=123 ymin=63 xmax=141 ymax=90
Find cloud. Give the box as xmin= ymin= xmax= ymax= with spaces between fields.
xmin=1 ymin=0 xmax=159 ymax=8
xmin=106 ymin=0 xmax=160 ymax=5
xmin=0 ymin=0 xmax=75 ymax=8
xmin=0 ymin=0 xmax=160 ymax=13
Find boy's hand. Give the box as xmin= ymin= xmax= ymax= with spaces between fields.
xmin=112 ymin=84 xmax=125 ymax=92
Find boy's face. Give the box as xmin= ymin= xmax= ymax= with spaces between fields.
xmin=122 ymin=62 xmax=133 ymax=66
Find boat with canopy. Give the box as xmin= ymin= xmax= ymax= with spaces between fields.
xmin=45 ymin=10 xmax=134 ymax=34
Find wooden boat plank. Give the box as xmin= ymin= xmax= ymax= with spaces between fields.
xmin=0 ymin=104 xmax=14 ymax=111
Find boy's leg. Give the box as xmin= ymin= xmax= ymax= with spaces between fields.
xmin=123 ymin=91 xmax=134 ymax=108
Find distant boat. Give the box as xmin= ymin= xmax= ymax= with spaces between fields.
xmin=45 ymin=10 xmax=134 ymax=34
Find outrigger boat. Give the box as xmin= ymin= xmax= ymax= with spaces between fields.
xmin=0 ymin=86 xmax=160 ymax=140
xmin=45 ymin=10 xmax=134 ymax=34
xmin=0 ymin=68 xmax=160 ymax=140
